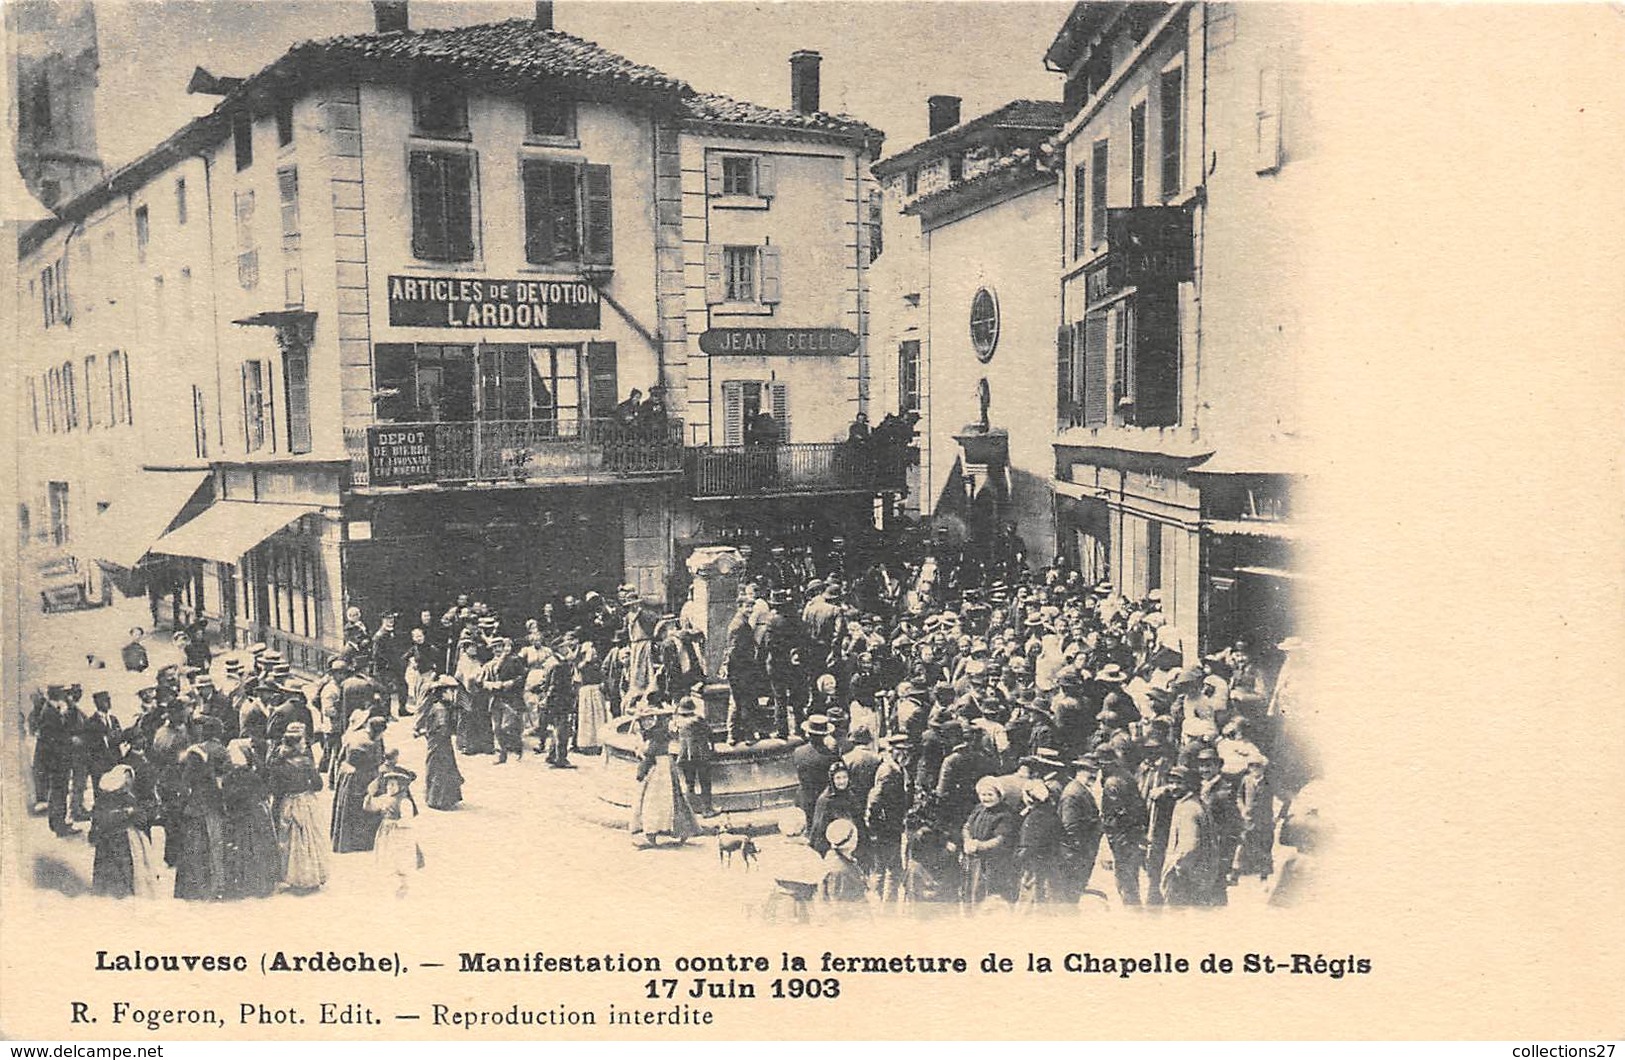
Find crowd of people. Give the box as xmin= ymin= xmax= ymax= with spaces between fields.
xmin=24 ymin=517 xmax=1311 ymax=913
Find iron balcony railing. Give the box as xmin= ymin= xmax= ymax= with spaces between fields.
xmin=345 ymin=417 xmax=685 ymax=488
xmin=687 ymin=441 xmax=909 ymax=499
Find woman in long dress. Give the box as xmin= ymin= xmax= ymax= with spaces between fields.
xmin=961 ymin=776 xmax=1020 ymax=905
xmin=364 ymin=758 xmax=423 ymax=898
xmin=413 ymin=678 xmax=464 ymax=811
xmin=402 ymin=628 xmax=438 ymax=715
xmin=453 ymin=641 xmax=493 ymax=755
xmin=173 ymin=743 xmax=228 ymax=901
xmin=331 ymin=714 xmax=387 ymax=853
xmin=220 ymin=739 xmax=281 ymax=899
xmin=628 ymin=699 xmax=698 ymax=847
xmin=90 ymin=765 xmax=163 ymax=899
xmin=267 ymin=723 xmax=328 ymax=891
xmin=573 ymin=640 xmax=609 ymax=753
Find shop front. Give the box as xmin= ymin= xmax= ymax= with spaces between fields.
xmin=1197 ymin=471 xmax=1301 ymax=655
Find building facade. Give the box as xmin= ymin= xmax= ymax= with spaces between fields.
xmin=1049 ymin=1 xmax=1306 ymax=656
xmin=871 ymin=97 xmax=1065 ymax=565
xmin=15 ymin=5 xmax=891 ymax=668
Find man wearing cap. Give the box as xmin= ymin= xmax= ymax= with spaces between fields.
xmin=1137 ymin=736 xmax=1179 ymax=904
xmin=757 ymin=590 xmax=806 ymax=737
xmin=307 ymin=657 xmax=348 ymax=775
xmin=1161 ymin=765 xmax=1221 ymax=906
xmin=723 ymin=594 xmax=770 ymax=744
xmin=672 ymin=684 xmax=715 ymax=814
xmin=801 ymin=582 xmax=846 ymax=664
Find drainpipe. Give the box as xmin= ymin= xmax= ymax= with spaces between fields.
xmin=201 ymin=151 xmax=226 ymax=457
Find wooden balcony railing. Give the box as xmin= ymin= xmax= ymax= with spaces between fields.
xmin=687 ymin=441 xmax=909 ymax=499
xmin=345 ymin=417 xmax=684 ymax=488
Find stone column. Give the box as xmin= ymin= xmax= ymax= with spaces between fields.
xmin=685 ymin=546 xmax=745 ymax=680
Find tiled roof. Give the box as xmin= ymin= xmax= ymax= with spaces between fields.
xmin=279 ymin=19 xmax=687 ymax=98
xmin=873 ymin=99 xmax=1065 ymax=177
xmin=903 ymin=145 xmax=1055 ymax=218
xmin=682 ymin=91 xmax=882 ymax=144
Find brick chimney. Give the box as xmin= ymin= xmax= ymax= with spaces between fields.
xmin=534 ymin=1 xmax=554 ymax=29
xmin=790 ymin=50 xmax=821 ymax=115
xmin=928 ymin=95 xmax=961 ymax=136
xmin=372 ymin=1 xmax=408 ymax=32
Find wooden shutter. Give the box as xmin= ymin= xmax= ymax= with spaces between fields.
xmin=522 ymin=160 xmax=547 ymax=263
xmin=759 ymin=245 xmax=782 ymax=304
xmin=706 ymin=156 xmax=724 ymax=196
xmin=705 ymin=245 xmax=725 ymax=304
xmin=1082 ymin=312 xmax=1109 ymax=427
xmin=721 ymin=381 xmax=744 ymax=445
xmin=1056 ymin=324 xmax=1074 ymax=426
xmin=586 ymin=342 xmax=618 ymax=419
xmin=756 ymin=157 xmax=776 ymax=198
xmin=769 ymin=380 xmax=790 ymax=441
xmin=583 ymin=163 xmax=613 ymax=266
xmin=1134 ymin=288 xmax=1181 ymax=427
xmin=241 ymin=362 xmax=257 ymax=449
xmin=445 ymin=153 xmax=475 ymax=261
xmin=1256 ymin=65 xmax=1282 ymax=173
xmin=409 ymin=152 xmax=444 ymax=260
xmin=373 ymin=343 xmax=416 ymax=422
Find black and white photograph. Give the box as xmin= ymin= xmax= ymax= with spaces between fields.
xmin=3 ymin=0 xmax=1621 ymax=1046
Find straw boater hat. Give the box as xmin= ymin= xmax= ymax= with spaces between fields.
xmin=801 ymin=713 xmax=835 ymax=737
xmin=824 ymin=818 xmax=859 ymax=853
xmin=223 ymin=657 xmax=246 ymax=678
xmin=283 ymin=722 xmax=308 ymax=741
xmin=98 ymin=764 xmax=136 ymax=794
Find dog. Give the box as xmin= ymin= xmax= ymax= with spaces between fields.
xmin=716 ymin=818 xmax=759 ymax=871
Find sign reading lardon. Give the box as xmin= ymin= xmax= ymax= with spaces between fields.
xmin=388 ymin=275 xmax=602 ymax=329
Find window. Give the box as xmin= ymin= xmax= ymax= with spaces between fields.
xmin=720 ymin=380 xmax=790 ymax=446
xmin=413 ymin=83 xmax=469 ymax=138
xmin=477 ymin=344 xmax=535 ymax=422
xmin=40 ymin=259 xmax=69 ymax=327
xmin=134 ymin=206 xmax=150 ymax=262
xmin=868 ymin=188 xmax=884 ymax=262
xmin=527 ymin=92 xmax=576 ymax=139
xmin=1126 ymin=287 xmax=1181 ymax=427
xmin=724 ymin=246 xmax=756 ymax=302
xmin=176 ymin=177 xmax=188 ymax=225
xmin=275 ymin=98 xmax=294 ymax=147
xmin=1081 ymin=313 xmax=1109 ymax=427
xmin=61 ymin=361 xmax=79 ymax=430
xmin=45 ymin=369 xmax=60 ymax=432
xmin=1130 ymin=102 xmax=1147 ymax=206
xmin=1112 ymin=302 xmax=1135 ymax=414
xmin=1091 ymin=139 xmax=1110 ymax=248
xmin=48 ymin=482 xmax=70 ymax=546
xmin=969 ymin=287 xmax=999 ymax=362
xmin=28 ymin=378 xmax=40 ymax=434
xmin=108 ymin=351 xmax=132 ymax=426
xmin=374 ymin=344 xmax=475 ymax=423
xmin=522 ymin=160 xmax=613 ymax=267
xmin=233 ymin=112 xmax=253 ymax=171
xmin=235 ymin=190 xmax=258 ymax=289
xmin=278 ymin=167 xmax=303 ymax=306
xmin=706 ymin=244 xmax=781 ymax=306
xmin=707 ymin=154 xmax=775 ymax=201
xmin=904 ymin=168 xmax=918 ymax=197
xmin=83 ymin=355 xmax=98 ymax=428
xmin=1160 ymin=65 xmax=1184 ymax=200
xmin=242 ymin=360 xmax=273 ymax=452
xmin=527 ymin=345 xmax=582 ymax=429
xmin=1256 ymin=64 xmax=1283 ymax=174
xmin=1145 ymin=519 xmax=1163 ymax=593
xmin=948 ymin=153 xmax=964 ymax=182
xmin=898 ymin=340 xmax=921 ymax=414
xmin=25 ymin=72 xmax=51 ymax=137
xmin=1072 ymin=163 xmax=1088 ymax=259
xmin=723 ymin=156 xmax=756 ymax=196
xmin=409 ymin=151 xmax=476 ymax=262
xmin=192 ymin=385 xmax=210 ymax=458
xmin=284 ymin=345 xmax=311 ymax=453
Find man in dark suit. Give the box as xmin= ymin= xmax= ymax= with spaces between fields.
xmin=791 ymin=715 xmax=840 ymax=821
xmin=32 ymin=690 xmax=78 ymax=835
xmin=82 ymin=691 xmax=123 ymax=796
xmin=371 ymin=612 xmax=408 ymax=717
xmin=1058 ymin=756 xmax=1103 ymax=903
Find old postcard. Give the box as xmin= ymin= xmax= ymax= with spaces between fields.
xmin=3 ymin=0 xmax=1621 ymax=1044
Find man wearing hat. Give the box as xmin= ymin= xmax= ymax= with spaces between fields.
xmin=791 ymin=715 xmax=840 ymax=820
xmin=1097 ymin=742 xmax=1148 ymax=906
xmin=801 ymin=581 xmax=846 ymax=661
xmin=1058 ymin=753 xmax=1103 ymax=903
xmin=1196 ymin=746 xmax=1242 ymax=905
xmin=1137 ymin=735 xmax=1179 ymax=904
xmin=865 ymin=735 xmax=911 ymax=900
xmin=82 ymin=691 xmax=123 ymax=797
xmin=619 ymin=585 xmax=658 ymax=713
xmin=757 ymin=590 xmax=806 ymax=737
xmin=371 ymin=612 xmax=409 ymax=718
xmin=672 ymin=684 xmax=715 ymax=814
xmin=1161 ymin=765 xmax=1221 ymax=907
xmin=30 ymin=687 xmax=78 ymax=834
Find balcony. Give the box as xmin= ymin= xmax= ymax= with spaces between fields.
xmin=687 ymin=441 xmax=909 ymax=500
xmin=345 ymin=417 xmax=684 ymax=490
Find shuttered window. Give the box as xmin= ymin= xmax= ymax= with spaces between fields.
xmin=242 ymin=360 xmax=268 ymax=452
xmin=1130 ymin=102 xmax=1147 ymax=206
xmin=522 ymin=161 xmax=612 ymax=267
xmin=410 ymin=151 xmax=476 ymax=262
xmin=721 ymin=381 xmax=746 ymax=446
xmin=278 ymin=167 xmax=303 ymax=307
xmin=1160 ymin=65 xmax=1184 ymax=201
xmin=707 ymin=245 xmax=781 ymax=305
xmin=1056 ymin=326 xmax=1073 ymax=427
xmin=585 ymin=342 xmax=619 ymax=419
xmin=899 ymin=340 xmax=922 ymax=414
xmin=284 ymin=346 xmax=311 ymax=453
xmin=720 ymin=380 xmax=790 ymax=445
xmin=770 ymin=380 xmax=790 ymax=441
xmin=1132 ymin=287 xmax=1181 ymax=426
xmin=1091 ymin=139 xmax=1110 ymax=249
xmin=1072 ymin=164 xmax=1087 ymax=259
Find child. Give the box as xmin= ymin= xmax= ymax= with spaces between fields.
xmin=364 ymin=755 xmax=423 ymax=898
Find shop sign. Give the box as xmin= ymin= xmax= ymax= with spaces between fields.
xmin=1086 ymin=207 xmax=1195 ymax=306
xmin=698 ymin=327 xmax=859 ymax=356
xmin=366 ymin=426 xmax=436 ymax=486
xmin=387 ymin=275 xmax=601 ymax=329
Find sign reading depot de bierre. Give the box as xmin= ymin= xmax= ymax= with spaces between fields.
xmin=366 ymin=425 xmax=435 ymax=486
xmin=388 ymin=275 xmax=603 ymax=329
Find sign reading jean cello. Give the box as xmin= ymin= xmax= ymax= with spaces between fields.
xmin=698 ymin=328 xmax=859 ymax=356
xmin=366 ymin=425 xmax=436 ymax=486
xmin=388 ymin=275 xmax=601 ymax=329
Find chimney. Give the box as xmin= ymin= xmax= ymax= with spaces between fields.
xmin=534 ymin=1 xmax=553 ymax=29
xmin=927 ymin=95 xmax=961 ymax=136
xmin=790 ymin=50 xmax=821 ymax=115
xmin=372 ymin=1 xmax=408 ymax=32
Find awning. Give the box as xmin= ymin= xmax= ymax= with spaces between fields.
xmin=1235 ymin=564 xmax=1308 ymax=581
xmin=77 ymin=469 xmax=211 ymax=569
xmin=1204 ymin=518 xmax=1299 ymax=542
xmin=1053 ymin=479 xmax=1102 ymax=500
xmin=150 ymin=500 xmax=320 ymax=564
